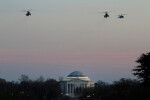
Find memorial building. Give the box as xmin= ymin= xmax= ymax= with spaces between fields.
xmin=60 ymin=71 xmax=95 ymax=98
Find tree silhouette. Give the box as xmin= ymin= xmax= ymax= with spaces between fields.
xmin=19 ymin=75 xmax=30 ymax=82
xmin=133 ymin=52 xmax=150 ymax=86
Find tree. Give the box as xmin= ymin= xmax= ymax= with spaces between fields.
xmin=133 ymin=52 xmax=150 ymax=86
xmin=19 ymin=74 xmax=30 ymax=82
xmin=58 ymin=76 xmax=64 ymax=82
xmin=0 ymin=78 xmax=6 ymax=84
xmin=36 ymin=76 xmax=44 ymax=82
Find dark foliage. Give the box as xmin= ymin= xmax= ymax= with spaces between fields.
xmin=0 ymin=75 xmax=61 ymax=100
xmin=1 ymin=76 xmax=150 ymax=100
xmin=79 ymin=79 xmax=150 ymax=100
xmin=133 ymin=52 xmax=150 ymax=86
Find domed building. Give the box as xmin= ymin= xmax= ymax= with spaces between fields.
xmin=60 ymin=71 xmax=94 ymax=97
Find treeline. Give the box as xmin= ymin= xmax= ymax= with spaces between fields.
xmin=80 ymin=78 xmax=150 ymax=100
xmin=1 ymin=76 xmax=150 ymax=100
xmin=0 ymin=75 xmax=70 ymax=100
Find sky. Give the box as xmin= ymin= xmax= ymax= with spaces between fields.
xmin=0 ymin=0 xmax=150 ymax=83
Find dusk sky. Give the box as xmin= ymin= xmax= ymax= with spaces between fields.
xmin=0 ymin=0 xmax=150 ymax=83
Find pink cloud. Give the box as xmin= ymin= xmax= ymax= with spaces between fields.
xmin=0 ymin=49 xmax=143 ymax=64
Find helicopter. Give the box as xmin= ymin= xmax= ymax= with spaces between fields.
xmin=118 ymin=14 xmax=127 ymax=19
xmin=100 ymin=11 xmax=111 ymax=18
xmin=23 ymin=10 xmax=32 ymax=16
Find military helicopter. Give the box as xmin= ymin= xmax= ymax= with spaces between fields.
xmin=22 ymin=10 xmax=32 ymax=16
xmin=100 ymin=11 xmax=111 ymax=18
xmin=118 ymin=14 xmax=127 ymax=19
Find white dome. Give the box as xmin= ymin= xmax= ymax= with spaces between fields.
xmin=66 ymin=71 xmax=90 ymax=81
xmin=67 ymin=71 xmax=87 ymax=77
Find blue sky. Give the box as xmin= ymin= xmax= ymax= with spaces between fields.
xmin=0 ymin=0 xmax=150 ymax=82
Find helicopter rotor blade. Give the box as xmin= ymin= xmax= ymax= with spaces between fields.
xmin=119 ymin=14 xmax=127 ymax=15
xmin=21 ymin=10 xmax=27 ymax=12
xmin=105 ymin=11 xmax=112 ymax=13
xmin=99 ymin=12 xmax=106 ymax=13
xmin=28 ymin=9 xmax=32 ymax=11
xmin=122 ymin=14 xmax=127 ymax=15
xmin=22 ymin=9 xmax=32 ymax=12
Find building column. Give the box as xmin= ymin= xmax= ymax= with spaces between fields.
xmin=67 ymin=83 xmax=68 ymax=93
xmin=74 ymin=84 xmax=76 ymax=93
xmin=70 ymin=84 xmax=72 ymax=93
xmin=70 ymin=84 xmax=71 ymax=93
xmin=68 ymin=84 xmax=70 ymax=93
xmin=72 ymin=84 xmax=74 ymax=93
xmin=83 ymin=84 xmax=85 ymax=88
